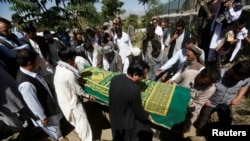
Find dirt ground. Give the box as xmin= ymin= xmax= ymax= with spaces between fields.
xmin=0 ymin=117 xmax=113 ymax=141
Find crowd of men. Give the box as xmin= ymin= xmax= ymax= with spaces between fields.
xmin=1 ymin=0 xmax=250 ymax=141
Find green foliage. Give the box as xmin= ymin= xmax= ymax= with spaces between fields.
xmin=133 ymin=30 xmax=146 ymax=47
xmin=66 ymin=3 xmax=101 ymax=28
xmin=1 ymin=0 xmax=101 ymax=30
xmin=101 ymin=0 xmax=125 ymax=19
xmin=138 ymin=0 xmax=149 ymax=5
xmin=69 ymin=0 xmax=98 ymax=5
xmin=136 ymin=0 xmax=164 ymax=27
xmin=186 ymin=23 xmax=199 ymax=38
xmin=123 ymin=14 xmax=139 ymax=30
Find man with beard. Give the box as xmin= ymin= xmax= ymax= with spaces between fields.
xmin=167 ymin=45 xmax=205 ymax=88
xmin=156 ymin=38 xmax=205 ymax=81
xmin=113 ymin=27 xmax=133 ymax=66
xmin=141 ymin=24 xmax=160 ymax=61
xmin=144 ymin=40 xmax=168 ymax=81
xmin=165 ymin=19 xmax=190 ymax=59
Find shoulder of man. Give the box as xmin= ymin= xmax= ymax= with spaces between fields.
xmin=0 ymin=37 xmax=15 ymax=49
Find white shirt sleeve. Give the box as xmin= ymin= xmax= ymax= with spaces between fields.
xmin=18 ymin=82 xmax=47 ymax=120
xmin=160 ymin=50 xmax=181 ymax=71
xmin=68 ymin=72 xmax=90 ymax=98
xmin=123 ymin=58 xmax=129 ymax=74
xmin=228 ymin=7 xmax=242 ymax=21
xmin=171 ymin=71 xmax=181 ymax=81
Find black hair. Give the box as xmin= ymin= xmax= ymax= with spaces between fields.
xmin=16 ymin=49 xmax=39 ymax=67
xmin=194 ymin=64 xmax=221 ymax=89
xmin=24 ymin=24 xmax=36 ymax=33
xmin=231 ymin=60 xmax=250 ymax=76
xmin=160 ymin=19 xmax=167 ymax=24
xmin=206 ymin=63 xmax=221 ymax=83
xmin=146 ymin=23 xmax=155 ymax=32
xmin=98 ymin=32 xmax=110 ymax=45
xmin=127 ymin=60 xmax=150 ymax=77
xmin=194 ymin=68 xmax=213 ymax=89
xmin=58 ymin=47 xmax=76 ymax=62
xmin=86 ymin=28 xmax=94 ymax=35
xmin=175 ymin=19 xmax=186 ymax=27
xmin=0 ymin=17 xmax=11 ymax=27
xmin=43 ymin=30 xmax=51 ymax=35
xmin=185 ymin=38 xmax=197 ymax=45
xmin=115 ymin=27 xmax=122 ymax=33
xmin=151 ymin=39 xmax=161 ymax=51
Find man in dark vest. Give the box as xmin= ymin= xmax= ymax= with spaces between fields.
xmin=165 ymin=19 xmax=190 ymax=59
xmin=16 ymin=49 xmax=67 ymax=141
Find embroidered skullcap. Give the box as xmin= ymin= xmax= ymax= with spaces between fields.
xmin=131 ymin=47 xmax=141 ymax=56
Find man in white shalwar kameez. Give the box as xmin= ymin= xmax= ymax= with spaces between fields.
xmin=54 ymin=47 xmax=93 ymax=141
xmin=113 ymin=27 xmax=133 ymax=65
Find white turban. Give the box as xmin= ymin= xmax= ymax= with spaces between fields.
xmin=131 ymin=47 xmax=141 ymax=56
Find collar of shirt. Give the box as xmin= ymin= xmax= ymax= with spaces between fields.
xmin=20 ymin=67 xmax=38 ymax=78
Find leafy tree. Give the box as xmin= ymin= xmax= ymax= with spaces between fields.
xmin=146 ymin=0 xmax=164 ymax=18
xmin=66 ymin=2 xmax=101 ymax=29
xmin=0 ymin=0 xmax=100 ymax=30
xmin=138 ymin=0 xmax=164 ymax=26
xmin=124 ymin=14 xmax=139 ymax=30
xmin=138 ymin=0 xmax=149 ymax=18
xmin=101 ymin=0 xmax=125 ymax=20
xmin=182 ymin=0 xmax=196 ymax=11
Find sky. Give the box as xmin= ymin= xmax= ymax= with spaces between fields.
xmin=0 ymin=0 xmax=167 ymax=21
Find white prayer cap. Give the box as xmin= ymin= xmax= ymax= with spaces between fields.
xmin=103 ymin=22 xmax=110 ymax=27
xmin=131 ymin=47 xmax=141 ymax=56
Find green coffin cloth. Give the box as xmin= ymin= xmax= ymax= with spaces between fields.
xmin=80 ymin=67 xmax=191 ymax=129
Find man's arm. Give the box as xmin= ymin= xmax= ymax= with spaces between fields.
xmin=0 ymin=44 xmax=17 ymax=58
xmin=156 ymin=49 xmax=181 ymax=76
xmin=227 ymin=1 xmax=242 ymax=22
xmin=68 ymin=72 xmax=90 ymax=98
xmin=18 ymin=82 xmax=47 ymax=120
xmin=116 ymin=54 xmax=123 ymax=73
xmin=231 ymin=86 xmax=249 ymax=105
